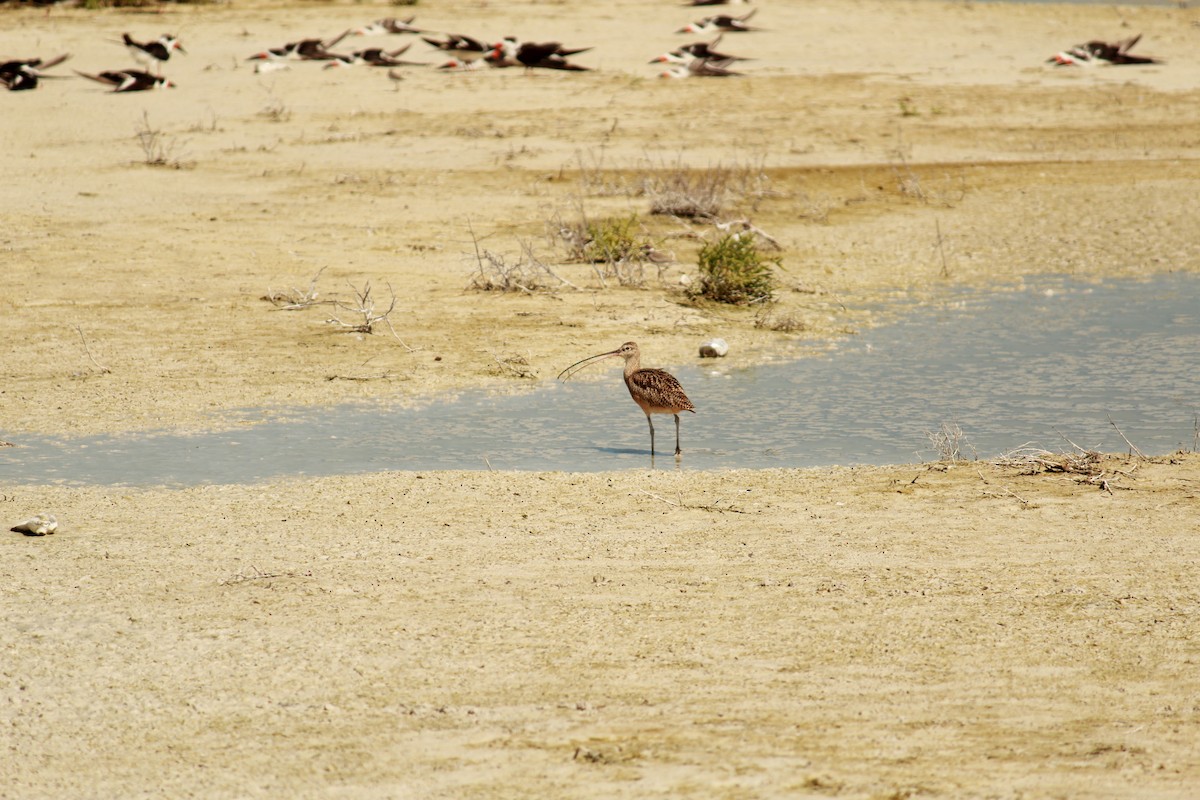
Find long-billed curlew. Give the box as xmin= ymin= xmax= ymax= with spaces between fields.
xmin=558 ymin=341 xmax=696 ymax=456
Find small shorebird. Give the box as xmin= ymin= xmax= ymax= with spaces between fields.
xmin=677 ymin=9 xmax=759 ymax=34
xmin=559 ymin=341 xmax=695 ymax=457
xmin=122 ymin=33 xmax=185 ymax=74
xmin=76 ymin=68 xmax=174 ymax=92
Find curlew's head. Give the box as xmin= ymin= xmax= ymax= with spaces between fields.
xmin=557 ymin=342 xmax=640 ymax=381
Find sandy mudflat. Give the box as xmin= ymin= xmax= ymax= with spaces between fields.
xmin=4 ymin=0 xmax=1200 ymax=797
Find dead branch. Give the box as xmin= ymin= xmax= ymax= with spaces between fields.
xmin=715 ymin=218 xmax=783 ymax=251
xmin=326 ymin=280 xmax=398 ymax=334
xmin=1108 ymin=415 xmax=1147 ymax=460
xmin=636 ymin=489 xmax=746 ymax=514
xmin=981 ymin=485 xmax=1033 ymax=507
xmin=991 ymin=445 xmax=1102 ymax=476
xmin=219 ymin=565 xmax=305 ymax=585
xmin=72 ymin=324 xmax=111 ymax=374
xmin=263 ymin=266 xmax=328 ymax=309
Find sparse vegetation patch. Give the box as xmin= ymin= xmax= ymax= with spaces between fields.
xmin=689 ymin=233 xmax=778 ymax=305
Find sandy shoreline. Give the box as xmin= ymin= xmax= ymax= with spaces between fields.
xmin=5 ymin=0 xmax=1200 ymax=796
xmin=6 ymin=458 xmax=1200 ymax=798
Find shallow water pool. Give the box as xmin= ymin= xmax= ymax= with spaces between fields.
xmin=2 ymin=273 xmax=1197 ymax=486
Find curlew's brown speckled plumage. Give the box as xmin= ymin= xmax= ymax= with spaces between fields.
xmin=558 ymin=341 xmax=695 ymax=456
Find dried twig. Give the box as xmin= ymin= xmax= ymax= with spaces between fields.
xmin=714 ymin=218 xmax=782 ymax=251
xmin=981 ymin=488 xmax=1031 ymax=506
xmin=72 ymin=324 xmax=111 ymax=374
xmin=636 ymin=489 xmax=746 ymax=514
xmin=263 ymin=266 xmax=328 ymax=309
xmin=933 ymin=217 xmax=950 ymax=277
xmin=992 ymin=444 xmax=1102 ymax=476
xmin=219 ymin=565 xmax=303 ymax=585
xmin=1107 ymin=415 xmax=1147 ymax=460
xmin=488 ymin=350 xmax=537 ymax=379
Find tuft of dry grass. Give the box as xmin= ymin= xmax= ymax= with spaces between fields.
xmin=754 ymin=303 xmax=807 ymax=333
xmin=135 ymin=112 xmax=191 ymax=169
xmin=641 ymin=157 xmax=773 ymax=220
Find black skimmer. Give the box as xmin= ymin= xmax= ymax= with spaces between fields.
xmin=651 ymin=39 xmax=749 ymax=66
xmin=323 ymin=44 xmax=426 ymax=69
xmin=686 ymin=0 xmax=752 ymax=5
xmin=0 ymin=53 xmax=70 ymax=91
xmin=436 ymin=57 xmax=487 ymax=72
xmin=353 ymin=17 xmax=426 ymax=36
xmin=1084 ymin=34 xmax=1162 ymax=65
xmin=122 ymin=33 xmax=185 ymax=74
xmin=658 ymin=56 xmax=742 ymax=78
xmin=421 ymin=33 xmax=492 ymax=62
xmin=677 ymin=9 xmax=760 ymax=34
xmin=247 ymin=30 xmax=350 ymax=63
xmin=1046 ymin=46 xmax=1094 ymax=67
xmin=491 ymin=38 xmax=592 ymax=71
xmin=1048 ymin=35 xmax=1161 ymax=67
xmin=76 ymin=69 xmax=174 ymax=92
xmin=677 ymin=34 xmax=749 ymax=61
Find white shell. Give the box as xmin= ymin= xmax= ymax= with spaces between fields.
xmin=699 ymin=338 xmax=729 ymax=358
xmin=11 ymin=513 xmax=58 ymax=536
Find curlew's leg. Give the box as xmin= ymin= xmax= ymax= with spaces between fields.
xmin=645 ymin=414 xmax=655 ymax=455
xmin=674 ymin=414 xmax=682 ymax=456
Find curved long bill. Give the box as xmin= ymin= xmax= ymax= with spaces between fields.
xmin=557 ymin=349 xmax=620 ymax=381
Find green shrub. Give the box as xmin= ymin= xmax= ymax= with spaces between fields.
xmin=583 ymin=214 xmax=644 ymax=264
xmin=690 ymin=234 xmax=778 ymax=305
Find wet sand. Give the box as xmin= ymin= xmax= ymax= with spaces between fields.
xmin=4 ymin=0 xmax=1200 ymax=796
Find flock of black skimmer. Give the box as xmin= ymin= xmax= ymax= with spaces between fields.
xmin=0 ymin=4 xmax=1169 ymax=94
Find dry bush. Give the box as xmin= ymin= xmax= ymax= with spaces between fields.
xmin=467 ymin=226 xmax=577 ymax=293
xmin=925 ymin=421 xmax=976 ymax=462
xmin=326 ymin=281 xmax=400 ymax=335
xmin=549 ymin=210 xmax=664 ymax=288
xmin=754 ymin=303 xmax=807 ymax=333
xmin=641 ymin=156 xmax=774 ymax=220
xmin=562 ymin=148 xmax=632 ymax=197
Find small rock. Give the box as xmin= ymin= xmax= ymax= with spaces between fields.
xmin=11 ymin=513 xmax=58 ymax=537
xmin=699 ymin=338 xmax=729 ymax=358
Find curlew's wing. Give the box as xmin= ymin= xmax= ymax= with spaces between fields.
xmin=627 ymin=368 xmax=695 ymax=413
